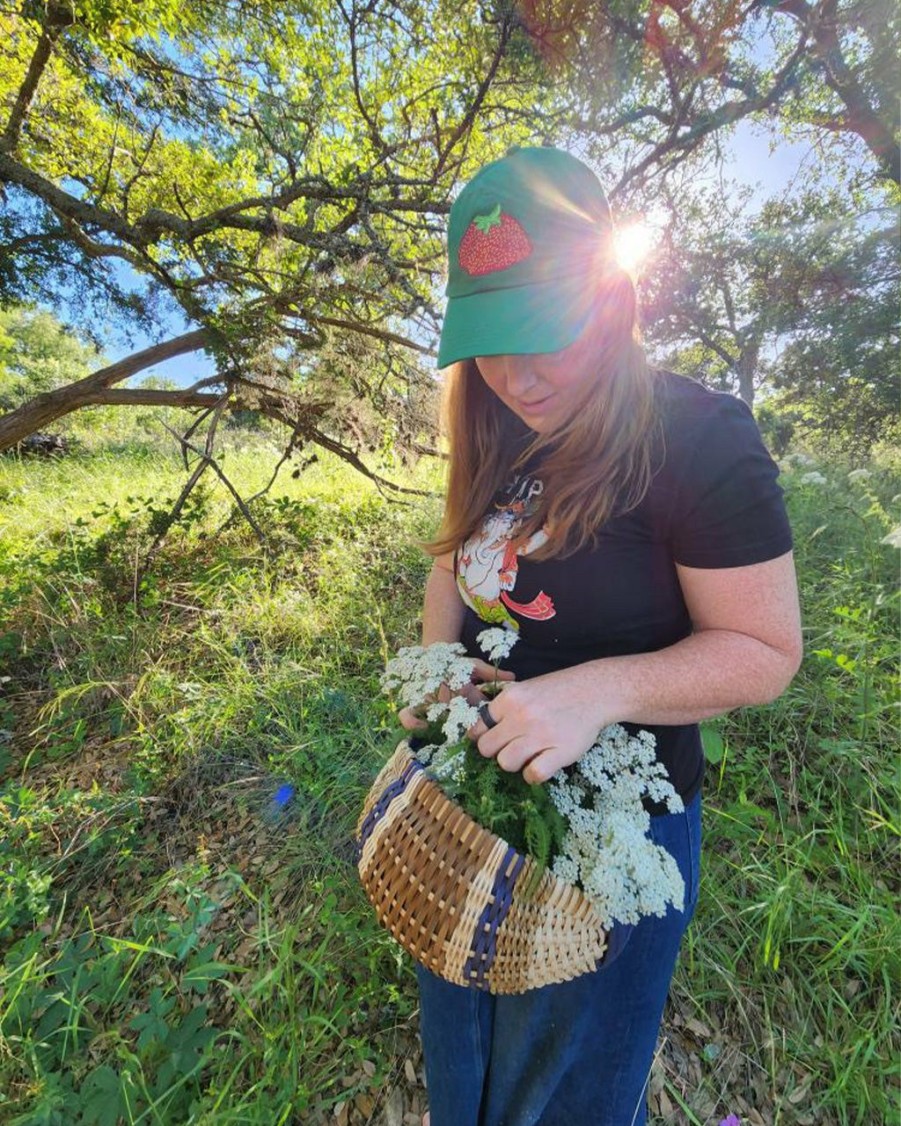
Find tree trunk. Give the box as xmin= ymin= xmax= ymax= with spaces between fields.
xmin=737 ymin=342 xmax=760 ymax=411
xmin=0 ymin=329 xmax=211 ymax=450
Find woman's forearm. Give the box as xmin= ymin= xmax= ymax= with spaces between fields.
xmin=578 ymin=551 xmax=803 ymax=727
xmin=421 ymin=556 xmax=467 ymax=645
xmin=478 ymin=628 xmax=800 ymax=783
xmin=539 ymin=626 xmax=802 ymax=731
xmin=474 ymin=553 xmax=803 ymax=783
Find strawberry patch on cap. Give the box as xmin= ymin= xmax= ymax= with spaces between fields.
xmin=458 ymin=203 xmax=532 ymax=277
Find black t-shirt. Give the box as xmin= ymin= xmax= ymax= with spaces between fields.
xmin=454 ymin=371 xmax=793 ymax=810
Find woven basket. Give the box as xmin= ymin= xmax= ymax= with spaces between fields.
xmin=356 ymin=741 xmax=610 ymax=994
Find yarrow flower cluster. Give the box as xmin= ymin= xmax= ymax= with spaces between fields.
xmin=881 ymin=525 xmax=901 ymax=549
xmin=476 ymin=626 xmax=519 ymax=663
xmin=380 ymin=641 xmax=473 ymax=708
xmin=380 ymin=631 xmax=685 ymax=927
xmin=547 ymin=726 xmax=684 ymax=927
xmin=782 ymin=452 xmax=815 ymax=468
xmin=798 ymin=470 xmax=828 ymax=487
xmin=381 ymin=642 xmax=480 ymax=777
xmin=437 ymin=694 xmax=482 ymax=746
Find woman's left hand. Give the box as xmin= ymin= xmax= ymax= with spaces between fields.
xmin=467 ymin=669 xmax=608 ymax=785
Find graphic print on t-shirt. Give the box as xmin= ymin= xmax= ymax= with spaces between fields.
xmin=456 ymin=469 xmax=556 ymax=630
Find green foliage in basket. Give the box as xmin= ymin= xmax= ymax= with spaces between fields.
xmin=411 ymin=725 xmax=568 ymax=871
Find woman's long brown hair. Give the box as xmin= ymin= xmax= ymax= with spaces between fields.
xmin=426 ymin=270 xmax=658 ymax=561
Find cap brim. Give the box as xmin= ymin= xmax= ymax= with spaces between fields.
xmin=437 ymin=275 xmax=595 ymax=368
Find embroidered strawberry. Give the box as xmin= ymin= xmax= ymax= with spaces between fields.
xmin=458 ymin=203 xmax=532 ymax=276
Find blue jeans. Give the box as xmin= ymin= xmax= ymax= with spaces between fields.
xmin=416 ymin=791 xmax=702 ymax=1126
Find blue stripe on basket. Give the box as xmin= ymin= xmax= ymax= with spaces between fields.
xmin=356 ymin=757 xmax=424 ymax=856
xmin=463 ymin=845 xmax=525 ymax=988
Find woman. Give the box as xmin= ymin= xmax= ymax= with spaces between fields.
xmin=401 ymin=146 xmax=802 ymax=1126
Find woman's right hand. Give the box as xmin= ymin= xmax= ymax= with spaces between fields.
xmin=398 ymin=658 xmax=515 ymax=731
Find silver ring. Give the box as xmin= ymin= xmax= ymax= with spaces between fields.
xmin=478 ymin=702 xmax=498 ymax=730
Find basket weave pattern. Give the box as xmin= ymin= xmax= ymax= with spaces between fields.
xmin=357 ymin=742 xmax=609 ymax=994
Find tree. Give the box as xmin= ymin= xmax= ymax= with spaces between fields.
xmin=0 ymin=0 xmax=550 ymax=478
xmin=766 ymin=199 xmax=900 ymax=448
xmin=640 ymin=183 xmax=778 ymax=409
xmin=639 ymin=180 xmax=899 ymax=444
xmin=0 ymin=304 xmax=101 ymax=410
xmin=1 ymin=0 xmax=897 ymax=476
xmin=514 ymin=0 xmax=900 ymax=196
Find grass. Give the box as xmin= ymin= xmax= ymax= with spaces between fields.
xmin=0 ymin=425 xmax=898 ymax=1125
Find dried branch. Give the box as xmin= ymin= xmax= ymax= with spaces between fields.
xmin=137 ymin=398 xmax=272 ymax=597
xmin=139 ymin=399 xmax=229 ymax=587
xmin=245 ymin=431 xmax=304 ymax=504
xmin=215 ymin=429 xmax=313 ymax=535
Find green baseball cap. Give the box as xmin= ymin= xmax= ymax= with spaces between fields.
xmin=437 ymin=146 xmax=615 ymax=368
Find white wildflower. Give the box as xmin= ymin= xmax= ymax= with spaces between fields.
xmin=430 ymin=745 xmax=468 ymax=784
xmin=381 ymin=640 xmax=686 ymax=933
xmin=441 ymin=695 xmax=481 ymax=744
xmin=798 ymin=471 xmax=827 ymax=486
xmin=551 ymin=855 xmax=579 ymax=885
xmin=578 ymin=807 xmax=685 ymax=925
xmin=381 ymin=642 xmax=474 ymax=708
xmin=847 ymin=468 xmax=871 ymax=483
xmin=547 ymin=724 xmax=685 ymax=928
xmin=476 ymin=626 xmax=519 ymax=663
xmin=881 ymin=525 xmax=901 ymax=549
xmin=411 ymin=744 xmax=441 ymax=766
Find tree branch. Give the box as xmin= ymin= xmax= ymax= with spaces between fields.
xmin=611 ymin=27 xmax=811 ymax=197
xmin=0 ymin=149 xmax=449 ymax=276
xmin=81 ymin=388 xmax=223 ymax=408
xmin=0 ymin=330 xmax=210 ymax=450
xmin=1 ymin=3 xmax=73 ymax=153
xmin=434 ymin=10 xmax=515 ymax=175
xmin=0 ymin=151 xmax=151 ymax=245
xmin=304 ymin=423 xmax=433 ymax=498
xmin=808 ymin=0 xmax=900 ymax=183
xmin=340 ymin=0 xmax=388 ymax=157
xmin=316 ymin=315 xmax=436 ymax=356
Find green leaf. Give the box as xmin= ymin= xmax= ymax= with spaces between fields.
xmin=80 ymin=1065 xmax=125 ymax=1126
xmin=181 ymin=960 xmax=233 ymax=995
xmin=700 ymin=725 xmax=725 ymax=765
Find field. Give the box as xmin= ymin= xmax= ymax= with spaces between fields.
xmin=0 ymin=422 xmax=898 ymax=1126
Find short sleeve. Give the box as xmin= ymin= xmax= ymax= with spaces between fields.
xmin=669 ymin=393 xmax=793 ymax=569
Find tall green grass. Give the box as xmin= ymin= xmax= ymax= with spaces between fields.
xmin=0 ymin=436 xmax=897 ymax=1125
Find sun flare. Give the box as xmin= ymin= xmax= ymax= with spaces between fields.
xmin=614 ymin=222 xmax=656 ymax=274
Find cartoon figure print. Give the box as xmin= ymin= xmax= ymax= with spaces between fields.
xmin=456 ymin=472 xmax=556 ymax=630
